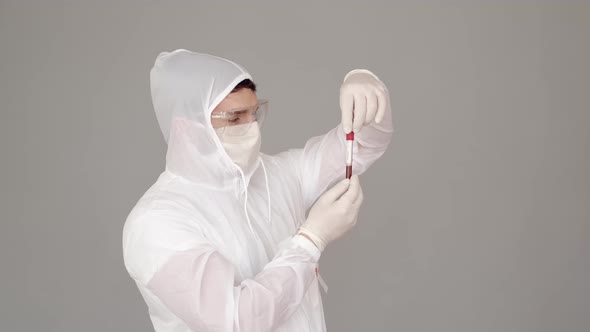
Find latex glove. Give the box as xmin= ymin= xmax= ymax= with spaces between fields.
xmin=340 ymin=69 xmax=390 ymax=134
xmin=298 ymin=175 xmax=364 ymax=252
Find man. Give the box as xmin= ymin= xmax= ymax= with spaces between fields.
xmin=122 ymin=49 xmax=393 ymax=331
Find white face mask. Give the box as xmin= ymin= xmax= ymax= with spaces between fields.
xmin=215 ymin=122 xmax=261 ymax=173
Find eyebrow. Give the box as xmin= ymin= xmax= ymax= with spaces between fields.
xmin=230 ymin=109 xmax=249 ymax=114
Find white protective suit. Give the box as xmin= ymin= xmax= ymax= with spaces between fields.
xmin=122 ymin=49 xmax=394 ymax=332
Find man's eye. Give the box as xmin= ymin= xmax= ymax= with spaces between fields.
xmin=228 ymin=117 xmax=240 ymax=123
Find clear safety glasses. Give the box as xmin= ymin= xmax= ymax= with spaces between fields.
xmin=211 ymin=99 xmax=269 ymax=136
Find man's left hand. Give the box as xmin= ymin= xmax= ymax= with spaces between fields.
xmin=340 ymin=69 xmax=390 ymax=134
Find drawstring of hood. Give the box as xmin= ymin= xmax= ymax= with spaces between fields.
xmin=238 ymin=157 xmax=272 ymax=239
xmin=261 ymin=158 xmax=272 ymax=226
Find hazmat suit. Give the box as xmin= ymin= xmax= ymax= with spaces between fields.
xmin=122 ymin=49 xmax=394 ymax=331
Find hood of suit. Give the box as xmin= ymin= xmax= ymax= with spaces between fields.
xmin=150 ymin=49 xmax=259 ymax=189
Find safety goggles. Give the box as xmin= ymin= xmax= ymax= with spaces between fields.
xmin=211 ymin=99 xmax=269 ymax=136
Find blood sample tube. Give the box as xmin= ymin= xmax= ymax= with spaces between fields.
xmin=346 ymin=131 xmax=354 ymax=179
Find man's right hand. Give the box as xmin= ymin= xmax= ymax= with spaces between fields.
xmin=298 ymin=175 xmax=364 ymax=251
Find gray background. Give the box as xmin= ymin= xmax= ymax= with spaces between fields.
xmin=2 ymin=1 xmax=589 ymax=331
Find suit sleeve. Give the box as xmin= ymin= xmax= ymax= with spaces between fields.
xmin=123 ymin=212 xmax=321 ymax=332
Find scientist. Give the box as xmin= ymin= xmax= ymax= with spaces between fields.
xmin=122 ymin=49 xmax=393 ymax=331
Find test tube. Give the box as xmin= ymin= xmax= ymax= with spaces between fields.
xmin=346 ymin=131 xmax=354 ymax=179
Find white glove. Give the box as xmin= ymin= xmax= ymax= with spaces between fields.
xmin=298 ymin=175 xmax=364 ymax=252
xmin=340 ymin=69 xmax=390 ymax=134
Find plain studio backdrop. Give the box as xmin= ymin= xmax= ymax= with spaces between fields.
xmin=2 ymin=1 xmax=589 ymax=331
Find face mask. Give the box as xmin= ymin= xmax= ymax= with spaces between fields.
xmin=215 ymin=122 xmax=261 ymax=173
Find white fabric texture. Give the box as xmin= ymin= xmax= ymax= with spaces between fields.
xmin=122 ymin=49 xmax=394 ymax=332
